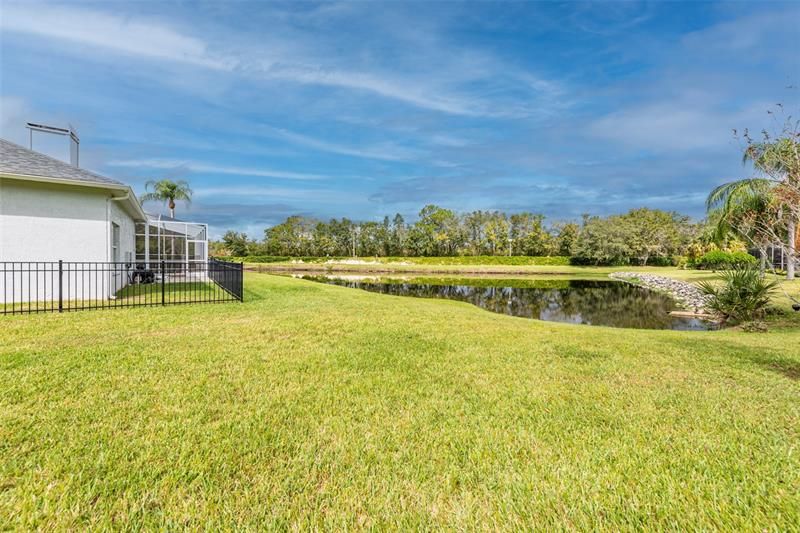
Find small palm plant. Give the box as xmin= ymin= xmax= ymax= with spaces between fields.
xmin=140 ymin=179 xmax=192 ymax=218
xmin=698 ymin=266 xmax=780 ymax=325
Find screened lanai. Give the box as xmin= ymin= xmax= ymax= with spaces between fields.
xmin=135 ymin=214 xmax=208 ymax=269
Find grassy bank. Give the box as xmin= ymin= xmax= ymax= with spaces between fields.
xmin=243 ymin=258 xmax=667 ymax=275
xmin=232 ymin=255 xmax=572 ymax=266
xmin=2 ymin=273 xmax=799 ymax=529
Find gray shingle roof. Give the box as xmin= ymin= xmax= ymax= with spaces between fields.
xmin=0 ymin=138 xmax=126 ymax=187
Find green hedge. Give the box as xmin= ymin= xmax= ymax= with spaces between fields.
xmin=394 ymin=256 xmax=572 ymax=266
xmin=224 ymin=255 xmax=573 ymax=266
xmin=569 ymin=255 xmax=688 ymax=267
xmin=692 ymin=250 xmax=757 ymax=270
xmin=226 ymin=256 xmax=327 ymax=264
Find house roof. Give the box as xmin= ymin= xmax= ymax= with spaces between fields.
xmin=0 ymin=138 xmax=147 ymax=221
xmin=146 ymin=212 xmax=184 ymax=222
xmin=0 ymin=138 xmax=126 ymax=187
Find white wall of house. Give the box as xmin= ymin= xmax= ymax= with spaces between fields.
xmin=0 ymin=178 xmax=138 ymax=304
xmin=109 ymin=195 xmax=136 ymax=263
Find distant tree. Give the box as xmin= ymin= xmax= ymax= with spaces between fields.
xmin=574 ymin=209 xmax=691 ymax=266
xmin=140 ymin=179 xmax=192 ymax=218
xmin=621 ymin=208 xmax=688 ymax=266
xmin=311 ymin=221 xmax=338 ymax=256
xmin=483 ymin=212 xmax=510 ymax=255
xmin=553 ymin=222 xmax=580 ymax=256
xmin=463 ymin=210 xmax=490 ymax=255
xmin=221 ymin=231 xmax=252 ymax=257
xmin=390 ymin=213 xmax=407 ymax=255
xmin=574 ymin=215 xmax=630 ymax=265
xmin=254 ymin=205 xmax=703 ymax=262
xmin=408 ymin=205 xmax=461 ymax=256
xmin=358 ymin=221 xmax=384 ymax=256
xmin=510 ymin=213 xmax=552 ymax=256
xmin=328 ymin=218 xmax=357 ymax=256
xmin=208 ymin=239 xmax=229 ymax=257
xmin=264 ymin=216 xmax=315 ymax=256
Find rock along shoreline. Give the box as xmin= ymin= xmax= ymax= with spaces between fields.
xmin=610 ymin=272 xmax=711 ymax=314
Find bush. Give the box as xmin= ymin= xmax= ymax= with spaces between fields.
xmin=692 ymin=250 xmax=757 ymax=270
xmin=698 ymin=266 xmax=780 ymax=325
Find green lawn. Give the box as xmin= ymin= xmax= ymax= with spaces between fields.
xmin=1 ymin=272 xmax=799 ymax=529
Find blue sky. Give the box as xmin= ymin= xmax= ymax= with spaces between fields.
xmin=1 ymin=0 xmax=798 ymax=237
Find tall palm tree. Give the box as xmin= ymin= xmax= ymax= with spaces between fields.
xmin=139 ymin=179 xmax=193 ymax=219
xmin=707 ymin=138 xmax=799 ymax=280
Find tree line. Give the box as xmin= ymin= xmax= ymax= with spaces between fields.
xmin=214 ymin=205 xmax=723 ymax=266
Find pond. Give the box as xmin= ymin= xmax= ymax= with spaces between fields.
xmin=300 ymin=275 xmax=716 ymax=331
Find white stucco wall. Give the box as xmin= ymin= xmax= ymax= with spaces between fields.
xmin=109 ymin=194 xmax=136 ymax=263
xmin=0 ymin=178 xmax=138 ymax=304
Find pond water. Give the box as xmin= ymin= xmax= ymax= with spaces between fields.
xmin=300 ymin=275 xmax=715 ymax=330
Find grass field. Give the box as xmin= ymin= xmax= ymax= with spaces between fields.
xmin=2 ymin=272 xmax=799 ymax=529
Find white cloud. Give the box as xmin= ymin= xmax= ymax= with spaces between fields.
xmin=265 ymin=126 xmax=422 ymax=161
xmin=0 ymin=2 xmax=561 ymax=118
xmin=0 ymin=3 xmax=231 ymax=70
xmin=193 ymin=185 xmax=362 ymax=203
xmin=257 ymin=63 xmax=495 ymax=117
xmin=108 ymin=158 xmax=328 ymax=181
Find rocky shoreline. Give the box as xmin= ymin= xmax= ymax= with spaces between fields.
xmin=610 ymin=272 xmax=711 ymax=313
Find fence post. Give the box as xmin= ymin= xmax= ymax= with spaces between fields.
xmin=239 ymin=262 xmax=244 ymax=302
xmin=58 ymin=260 xmax=63 ymax=313
xmin=161 ymin=260 xmax=166 ymax=306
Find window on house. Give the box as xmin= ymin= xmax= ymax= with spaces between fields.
xmin=112 ymin=223 xmax=120 ymax=262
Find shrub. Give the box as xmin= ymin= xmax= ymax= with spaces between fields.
xmin=693 ymin=250 xmax=756 ymax=270
xmin=698 ymin=266 xmax=780 ymax=325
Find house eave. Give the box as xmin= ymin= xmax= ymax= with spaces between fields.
xmin=0 ymin=171 xmax=147 ymax=221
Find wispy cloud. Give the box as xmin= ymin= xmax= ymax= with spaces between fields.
xmin=587 ymin=99 xmax=770 ymax=152
xmin=0 ymin=1 xmax=560 ymax=118
xmin=0 ymin=3 xmax=231 ymax=70
xmin=194 ymin=185 xmax=367 ymax=203
xmin=265 ymin=126 xmax=422 ymax=161
xmin=257 ymin=64 xmax=502 ymax=117
xmin=108 ymin=158 xmax=328 ymax=181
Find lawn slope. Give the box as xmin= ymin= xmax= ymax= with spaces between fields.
xmin=1 ymin=273 xmax=798 ymax=529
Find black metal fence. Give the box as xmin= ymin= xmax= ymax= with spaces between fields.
xmin=1 ymin=259 xmax=243 ymax=315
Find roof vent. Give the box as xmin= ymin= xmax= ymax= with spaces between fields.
xmin=25 ymin=122 xmax=80 ymax=167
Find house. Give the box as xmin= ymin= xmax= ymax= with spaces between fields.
xmin=0 ymin=138 xmax=209 ymax=305
xmin=0 ymin=138 xmax=144 ymax=263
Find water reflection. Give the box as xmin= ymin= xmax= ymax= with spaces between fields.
xmin=302 ymin=276 xmax=714 ymax=331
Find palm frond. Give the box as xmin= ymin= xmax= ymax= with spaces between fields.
xmin=705 ymin=178 xmax=771 ymax=211
xmin=138 ymin=192 xmax=165 ymax=204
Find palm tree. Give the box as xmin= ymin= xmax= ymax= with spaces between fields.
xmin=744 ymin=139 xmax=799 ymax=280
xmin=706 ymin=179 xmax=773 ymax=271
xmin=707 ymin=138 xmax=799 ymax=280
xmin=139 ymin=179 xmax=193 ymax=219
